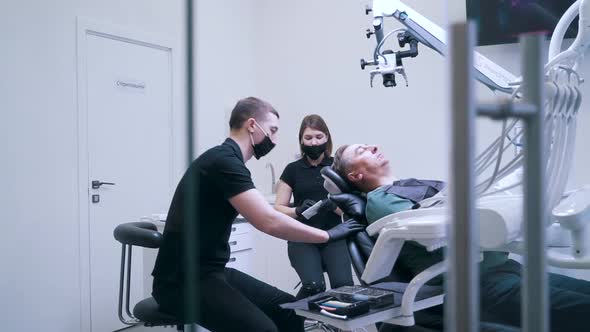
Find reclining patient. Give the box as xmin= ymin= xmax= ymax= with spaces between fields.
xmin=331 ymin=143 xmax=590 ymax=332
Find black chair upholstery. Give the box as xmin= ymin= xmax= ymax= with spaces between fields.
xmin=320 ymin=165 xmax=355 ymax=195
xmin=114 ymin=221 xmax=162 ymax=248
xmin=133 ymin=297 xmax=179 ymax=326
xmin=320 ymin=167 xmax=413 ymax=283
xmin=113 ymin=221 xmax=183 ymax=330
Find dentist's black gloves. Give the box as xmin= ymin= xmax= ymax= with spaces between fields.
xmin=326 ymin=219 xmax=365 ymax=242
xmin=295 ymin=199 xmax=316 ymax=218
xmin=317 ymin=198 xmax=338 ymax=213
xmin=328 ymin=193 xmax=367 ymax=223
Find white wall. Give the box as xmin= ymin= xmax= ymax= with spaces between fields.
xmin=0 ymin=1 xmax=185 ymax=331
xmin=194 ymin=0 xmax=260 ymax=153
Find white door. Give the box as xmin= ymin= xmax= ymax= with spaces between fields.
xmin=83 ymin=31 xmax=173 ymax=332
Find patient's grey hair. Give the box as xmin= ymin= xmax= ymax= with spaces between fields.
xmin=332 ymin=145 xmax=351 ymax=180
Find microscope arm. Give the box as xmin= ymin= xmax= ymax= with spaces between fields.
xmin=365 ymin=0 xmax=517 ymax=93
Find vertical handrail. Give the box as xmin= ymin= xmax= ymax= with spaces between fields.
xmin=446 ymin=21 xmax=479 ymax=332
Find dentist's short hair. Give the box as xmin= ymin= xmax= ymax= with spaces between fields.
xmin=229 ymin=97 xmax=279 ymax=130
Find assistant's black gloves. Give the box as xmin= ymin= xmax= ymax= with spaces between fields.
xmin=326 ymin=219 xmax=365 ymax=242
xmin=295 ymin=199 xmax=317 ymax=218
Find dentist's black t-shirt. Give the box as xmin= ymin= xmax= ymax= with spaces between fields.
xmin=152 ymin=138 xmax=255 ymax=284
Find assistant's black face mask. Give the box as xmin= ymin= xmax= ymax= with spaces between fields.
xmin=302 ymin=142 xmax=327 ymax=160
xmin=251 ymin=122 xmax=276 ymax=160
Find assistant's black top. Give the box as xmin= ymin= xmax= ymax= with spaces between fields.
xmin=280 ymin=156 xmax=340 ymax=230
xmin=152 ymin=138 xmax=255 ymax=283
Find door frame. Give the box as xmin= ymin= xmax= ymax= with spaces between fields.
xmin=76 ymin=17 xmax=184 ymax=331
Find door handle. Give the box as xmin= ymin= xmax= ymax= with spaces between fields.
xmin=92 ymin=180 xmax=116 ymax=189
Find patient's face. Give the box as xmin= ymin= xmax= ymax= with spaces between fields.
xmin=342 ymin=144 xmax=391 ymax=182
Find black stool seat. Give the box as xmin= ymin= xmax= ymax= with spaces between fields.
xmin=133 ymin=297 xmax=179 ymax=326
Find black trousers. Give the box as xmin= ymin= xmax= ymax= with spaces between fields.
xmin=480 ymin=259 xmax=590 ymax=332
xmin=287 ymin=239 xmax=353 ymax=299
xmin=406 ymin=259 xmax=590 ymax=332
xmin=153 ymin=267 xmax=303 ymax=332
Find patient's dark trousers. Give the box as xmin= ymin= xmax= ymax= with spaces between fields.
xmin=480 ymin=259 xmax=590 ymax=332
xmin=153 ymin=267 xmax=303 ymax=332
xmin=288 ymin=239 xmax=353 ymax=299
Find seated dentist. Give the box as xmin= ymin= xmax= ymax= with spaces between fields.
xmin=331 ymin=143 xmax=590 ymax=332
xmin=151 ymin=97 xmax=364 ymax=332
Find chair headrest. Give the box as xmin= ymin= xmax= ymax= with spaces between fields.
xmin=113 ymin=222 xmax=162 ymax=248
xmin=321 ymin=166 xmax=354 ymax=194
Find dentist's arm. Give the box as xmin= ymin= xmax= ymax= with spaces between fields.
xmin=231 ymin=189 xmax=363 ymax=243
xmin=232 ymin=188 xmax=327 ymax=242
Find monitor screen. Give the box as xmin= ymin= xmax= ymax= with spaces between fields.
xmin=466 ymin=0 xmax=578 ymax=46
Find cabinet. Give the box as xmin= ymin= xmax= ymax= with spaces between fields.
xmin=226 ymin=218 xmax=255 ymax=274
xmin=250 ymin=227 xmax=301 ymax=295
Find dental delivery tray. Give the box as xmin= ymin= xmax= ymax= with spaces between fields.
xmin=308 ymin=294 xmax=371 ymax=319
xmin=327 ymin=285 xmax=396 ymax=308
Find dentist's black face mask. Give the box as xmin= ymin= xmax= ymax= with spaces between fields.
xmin=251 ymin=121 xmax=275 ymax=160
xmin=302 ymin=142 xmax=327 ymax=160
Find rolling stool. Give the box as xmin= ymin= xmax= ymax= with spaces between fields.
xmin=114 ymin=221 xmax=184 ymax=331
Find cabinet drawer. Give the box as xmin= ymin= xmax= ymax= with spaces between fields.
xmin=228 ymin=232 xmax=253 ymax=253
xmin=230 ymin=221 xmax=251 ymax=235
xmin=226 ymin=249 xmax=253 ymax=273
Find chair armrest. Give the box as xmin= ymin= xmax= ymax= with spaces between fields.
xmin=366 ymin=208 xmax=447 ymax=237
xmin=361 ymin=212 xmax=447 ymax=284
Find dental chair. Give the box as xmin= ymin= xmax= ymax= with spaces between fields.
xmin=321 ymin=166 xmax=444 ymax=332
xmin=320 ymin=167 xmax=521 ymax=332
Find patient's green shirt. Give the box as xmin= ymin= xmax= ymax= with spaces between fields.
xmin=366 ymin=185 xmax=414 ymax=223
xmin=366 ymin=185 xmax=509 ymax=285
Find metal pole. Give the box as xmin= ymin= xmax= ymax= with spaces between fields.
xmin=446 ymin=21 xmax=479 ymax=332
xmin=521 ymin=34 xmax=548 ymax=332
xmin=184 ymin=0 xmax=199 ymax=330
